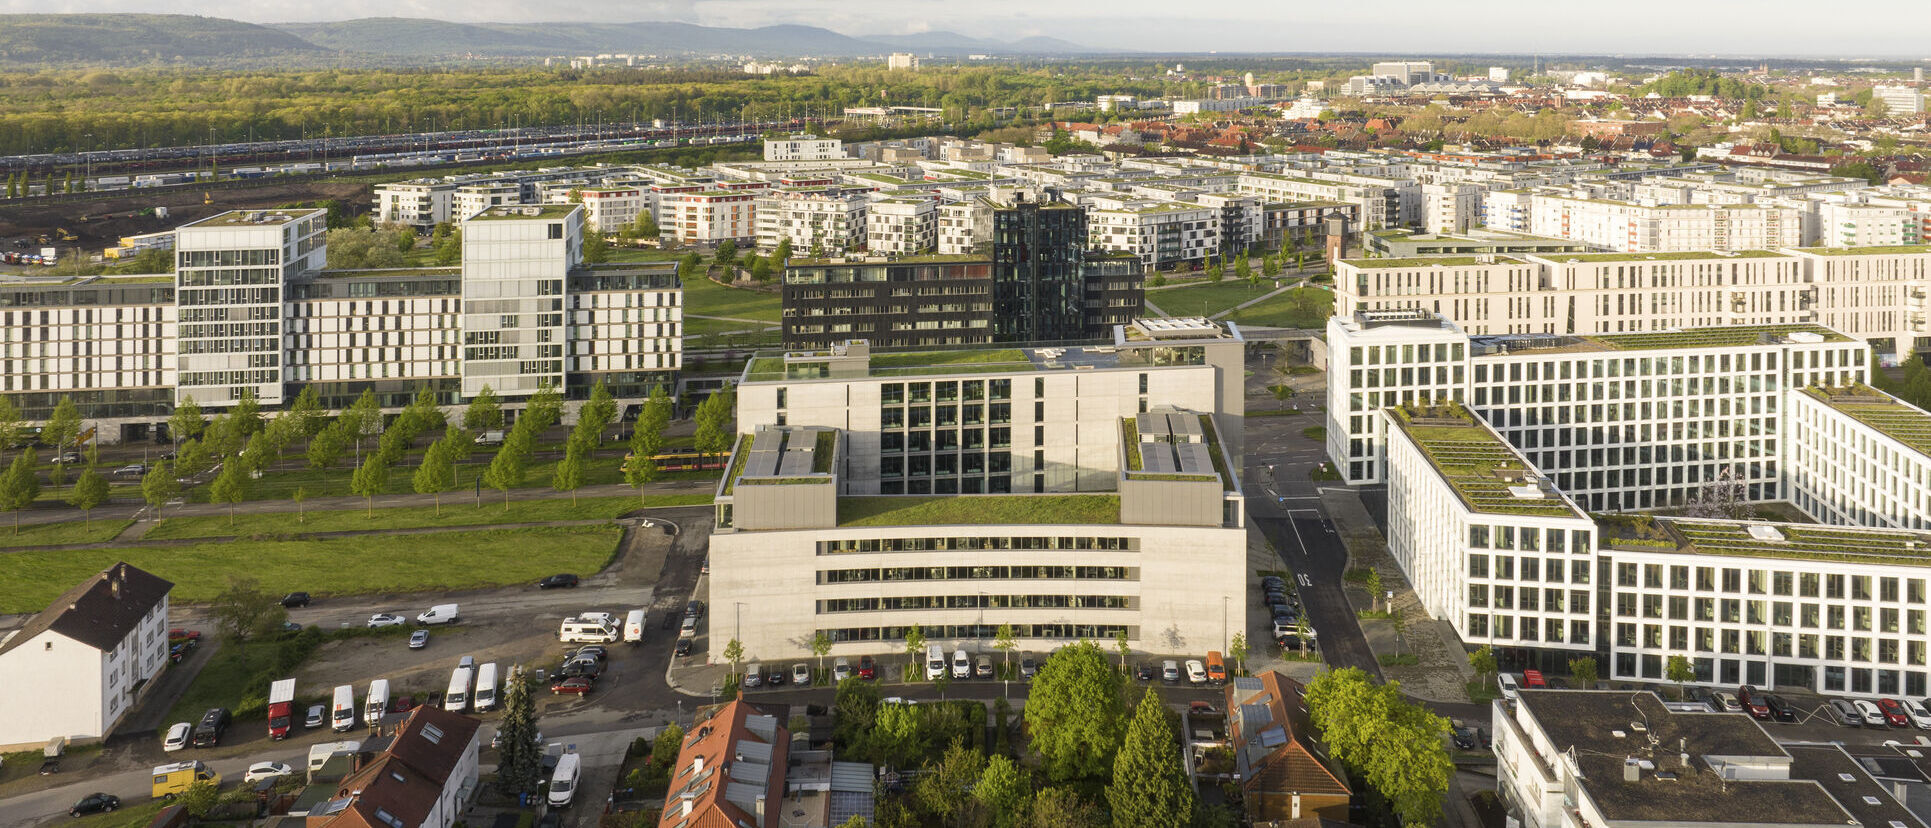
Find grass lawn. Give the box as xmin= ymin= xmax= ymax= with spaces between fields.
xmin=144 ymin=494 xmax=710 ymax=540
xmin=0 ymin=525 xmax=623 ymax=613
xmin=838 ymin=495 xmax=1120 ymax=526
xmin=0 ymin=518 xmax=132 ymax=548
xmin=684 ymin=316 xmax=782 ymax=345
xmin=191 ymin=443 xmax=715 ymax=503
xmin=1147 ymin=280 xmax=1279 ymax=317
xmin=683 ymin=275 xmax=781 ymax=323
xmin=1227 ymin=287 xmax=1335 ymax=329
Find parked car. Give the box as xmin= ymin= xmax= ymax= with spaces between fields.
xmin=834 ymin=657 xmax=853 ymax=682
xmin=1879 ymin=698 xmax=1912 ymax=727
xmin=1260 ymin=576 xmax=1285 ymax=591
xmin=1020 ymin=656 xmax=1038 ymax=680
xmin=168 ymin=628 xmax=201 ymax=643
xmin=367 ymin=613 xmax=405 ymax=628
xmin=409 ymin=630 xmax=429 ymax=649
xmin=766 ymin=666 xmax=787 ymax=687
xmin=163 ymin=722 xmax=191 ymax=752
xmin=1903 ymin=698 xmax=1931 ymax=730
xmin=305 ymin=705 xmax=326 ymax=728
xmin=572 ymin=645 xmax=608 ymax=663
xmin=537 ymin=574 xmax=580 ymax=589
xmin=1476 ymin=727 xmax=1492 ymax=750
xmin=559 ymin=658 xmax=603 ymax=679
xmin=673 ymin=639 xmax=692 ymax=657
xmin=1451 ymin=725 xmax=1478 ymax=750
xmin=1711 ymin=691 xmax=1741 ymax=712
xmin=1185 ymin=659 xmax=1208 ymax=685
xmin=858 ymin=655 xmax=878 ymax=680
xmin=1737 ymin=686 xmax=1770 ymax=719
xmin=1764 ymin=695 xmax=1799 ymax=722
xmin=975 ymin=655 xmax=994 ymax=678
xmin=550 ymin=677 xmax=593 ymax=696
xmin=281 ymin=592 xmax=311 ymax=608
xmin=169 ymin=642 xmax=194 ymax=663
xmin=69 ymin=793 xmax=119 ymax=817
xmin=1161 ymin=660 xmax=1181 ymax=684
xmin=1855 ymin=699 xmax=1889 ymax=726
xmin=243 ymin=762 xmax=294 ymax=783
xmin=1136 ymin=663 xmax=1156 ymax=682
xmin=793 ymin=663 xmax=811 ymax=685
xmin=684 ymin=600 xmax=706 ymax=620
xmin=1189 ymin=701 xmax=1217 ymax=716
xmin=1828 ymin=698 xmax=1863 ymax=726
xmin=744 ymin=663 xmax=764 ymax=689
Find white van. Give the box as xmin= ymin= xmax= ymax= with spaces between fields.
xmin=559 ymin=619 xmax=620 ymax=644
xmin=575 ymin=611 xmax=617 ymax=626
xmin=418 ymin=603 xmax=460 ymax=625
xmin=925 ymin=645 xmax=946 ymax=680
xmin=330 ymin=685 xmax=356 ymax=732
xmin=473 ymin=663 xmax=500 ymax=712
xmin=445 ymin=665 xmax=475 ymax=712
xmin=548 ymin=752 xmax=582 ymax=807
xmin=363 ymin=679 xmax=390 ymax=727
xmin=624 ymin=610 xmax=647 ymax=644
xmin=951 ymin=649 xmax=970 ymax=679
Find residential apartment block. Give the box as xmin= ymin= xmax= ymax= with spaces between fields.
xmin=754 ymin=187 xmax=868 ymax=254
xmin=0 ymin=563 xmax=172 ymax=750
xmin=763 ymin=134 xmax=845 ymax=162
xmin=708 ymin=321 xmax=1248 ymax=660
xmin=173 ymin=209 xmax=327 ymax=407
xmin=865 ymin=196 xmax=938 ymax=255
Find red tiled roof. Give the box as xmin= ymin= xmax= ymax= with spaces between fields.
xmin=1226 ymin=672 xmax=1351 ymax=799
xmin=659 ymin=700 xmax=789 ymax=828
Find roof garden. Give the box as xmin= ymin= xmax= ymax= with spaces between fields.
xmin=1344 ymin=256 xmax=1514 ymax=269
xmin=1599 ymin=515 xmax=1931 ymax=566
xmin=1388 ymin=404 xmax=1583 ymax=518
xmin=837 ymin=494 xmax=1121 ymax=527
xmin=1806 ymin=384 xmax=1931 ymax=456
xmin=743 ymin=346 xmax=1035 ymax=382
xmin=1584 ymin=324 xmax=1850 ymax=350
xmin=1794 ymin=244 xmax=1931 ymax=256
xmin=784 ymin=252 xmax=989 ymax=267
xmin=468 ymin=204 xmax=580 ymax=221
xmin=1547 ymin=250 xmax=1790 ymax=263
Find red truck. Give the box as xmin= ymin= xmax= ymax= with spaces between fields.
xmin=267 ymin=678 xmax=297 ymax=740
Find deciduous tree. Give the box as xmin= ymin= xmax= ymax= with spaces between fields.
xmin=0 ymin=395 xmax=23 ymax=450
xmin=142 ymin=460 xmax=178 ymax=518
xmin=0 ymin=448 xmax=40 ymax=532
xmin=67 ymin=465 xmax=109 ymax=524
xmin=209 ymin=459 xmax=247 ymax=523
xmin=209 ymin=575 xmax=286 ymax=644
xmin=551 ymin=444 xmax=585 ymax=504
xmin=350 ymin=454 xmax=387 ymax=517
xmin=1023 ymin=640 xmax=1126 ymax=781
xmin=169 ymin=396 xmax=207 ymax=444
xmin=412 ymin=442 xmax=456 ymax=515
xmin=43 ymin=395 xmax=81 ymax=453
xmin=975 ymin=754 xmax=1030 ymax=828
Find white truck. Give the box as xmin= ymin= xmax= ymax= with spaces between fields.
xmin=624 ymin=609 xmax=647 ymax=644
xmin=364 ymin=679 xmax=390 ymax=727
xmin=330 ymin=685 xmax=356 ymax=732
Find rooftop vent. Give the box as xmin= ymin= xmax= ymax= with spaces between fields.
xmin=1629 ymin=722 xmax=1648 ymax=733
xmin=1746 ymin=525 xmax=1787 ymax=542
xmin=1507 ymin=485 xmax=1545 ymax=500
xmin=1840 ymin=774 xmax=1858 ymax=782
xmin=1788 ymin=331 xmax=1825 ymax=344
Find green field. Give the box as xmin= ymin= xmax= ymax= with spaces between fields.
xmin=683 ymin=275 xmax=781 ymax=323
xmin=1227 ymin=287 xmax=1335 ymax=329
xmin=189 ymin=443 xmax=715 ymax=503
xmin=1147 ymin=280 xmax=1280 ymax=318
xmin=0 ymin=518 xmax=131 ymax=548
xmin=0 ymin=525 xmax=623 ymax=613
xmin=144 ymin=494 xmax=709 ymax=540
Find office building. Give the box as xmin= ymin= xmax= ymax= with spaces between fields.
xmin=0 ymin=563 xmax=171 ymax=750
xmin=174 ymin=208 xmax=327 ymax=407
xmin=763 ymin=134 xmax=845 ymax=162
xmin=1876 ymin=85 xmax=1926 ymax=116
xmin=991 ymin=193 xmax=1143 ymax=343
xmin=708 ymin=320 xmax=1248 ymax=660
xmin=1495 ymin=690 xmax=1924 ymax=828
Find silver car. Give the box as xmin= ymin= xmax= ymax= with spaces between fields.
xmin=1855 ymin=699 xmax=1888 ymax=726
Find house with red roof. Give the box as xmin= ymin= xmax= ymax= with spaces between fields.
xmin=1225 ymin=671 xmax=1352 ymax=825
xmin=659 ymin=700 xmax=790 ymax=828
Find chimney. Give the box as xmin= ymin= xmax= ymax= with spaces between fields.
xmin=692 ymin=756 xmax=704 ymax=775
xmin=756 ymin=794 xmax=766 ymax=821
xmin=680 ymin=793 xmax=694 ymax=816
xmin=1623 ymin=757 xmax=1641 ymax=782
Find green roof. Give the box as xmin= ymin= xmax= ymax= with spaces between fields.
xmin=868 ymin=349 xmax=1032 ymax=376
xmin=1793 ymin=245 xmax=1931 ymax=256
xmin=1389 ymin=404 xmax=1584 ymax=518
xmin=1345 ymin=256 xmax=1516 ymax=269
xmin=1584 ymin=324 xmax=1850 ymax=350
xmin=1548 ymin=250 xmax=1791 ymax=263
xmin=186 ymin=209 xmax=322 ymax=227
xmin=317 ymin=267 xmax=462 ymax=279
xmin=786 ymin=253 xmax=988 ymax=267
xmin=468 ymin=204 xmax=580 ymax=221
xmin=837 ymin=494 xmax=1121 ymax=526
xmin=1806 ymin=384 xmax=1931 ymax=456
xmin=1603 ymin=516 xmax=1931 ymax=566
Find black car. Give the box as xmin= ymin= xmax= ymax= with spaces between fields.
xmin=685 ymin=600 xmax=706 ymax=620
xmin=673 ymin=638 xmax=692 ymax=657
xmin=1134 ymin=663 xmax=1156 ymax=681
xmin=1765 ymin=694 xmax=1799 ymax=722
xmin=281 ymin=592 xmax=311 ymax=608
xmin=767 ymin=668 xmax=787 ymax=687
xmin=192 ymin=707 xmax=230 ymax=747
xmin=1476 ymin=727 xmax=1492 ymax=749
xmin=70 ymin=793 xmax=119 ymax=816
xmin=1451 ymin=725 xmax=1477 ymax=750
xmin=537 ymin=574 xmax=580 ymax=589
xmin=1260 ymin=576 xmax=1285 ymax=591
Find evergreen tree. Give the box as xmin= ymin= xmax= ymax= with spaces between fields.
xmin=495 ymin=669 xmax=544 ymax=798
xmin=1106 ymin=686 xmax=1194 ymax=827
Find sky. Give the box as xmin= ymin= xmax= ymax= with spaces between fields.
xmin=9 ymin=0 xmax=1931 ymax=55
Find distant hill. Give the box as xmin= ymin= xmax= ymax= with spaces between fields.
xmin=274 ymin=18 xmax=1087 ymax=59
xmin=0 ymin=14 xmax=326 ymax=66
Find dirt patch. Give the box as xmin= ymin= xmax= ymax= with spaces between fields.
xmin=0 ymin=179 xmax=373 ymax=247
xmin=294 ymin=616 xmax=566 ymax=703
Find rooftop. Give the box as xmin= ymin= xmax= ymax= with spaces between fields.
xmin=0 ymin=562 xmax=172 ymax=657
xmin=1388 ymin=404 xmax=1584 ymax=518
xmin=1794 ymin=244 xmax=1931 ymax=256
xmin=1597 ymin=514 xmax=1931 ymax=566
xmin=183 ymin=208 xmax=321 ymax=228
xmin=837 ymin=495 xmax=1120 ymax=527
xmin=1545 ymin=250 xmax=1791 ymax=263
xmin=1517 ymin=691 xmax=1849 ymax=826
xmin=732 ymin=427 xmax=837 ymax=488
xmin=1344 ymin=256 xmax=1517 ymax=269
xmin=1584 ymin=324 xmax=1850 ymax=351
xmin=467 ymin=204 xmax=581 ymax=221
xmin=1806 ymin=384 xmax=1931 ymax=456
xmin=785 ymin=253 xmax=988 ymax=268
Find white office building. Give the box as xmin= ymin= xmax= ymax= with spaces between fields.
xmin=708 ymin=321 xmax=1249 ymax=660
xmin=173 ymin=209 xmax=326 ymax=407
xmin=764 ymin=135 xmax=845 ymax=162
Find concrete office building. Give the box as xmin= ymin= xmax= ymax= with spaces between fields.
xmin=173 ymin=209 xmax=327 ymax=407
xmin=708 ymin=321 xmax=1248 ymax=660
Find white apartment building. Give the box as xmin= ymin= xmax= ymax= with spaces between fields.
xmin=1526 ymin=193 xmax=1802 ymax=253
xmin=866 ymin=196 xmax=938 ymax=255
xmin=1815 ymin=198 xmax=1925 ymax=248
xmin=709 ymin=323 xmax=1248 ymax=660
xmin=1422 ymin=183 xmax=1481 ymax=235
xmin=1790 ymin=246 xmax=1931 ymax=352
xmin=374 ymin=181 xmax=458 ymax=227
xmin=887 ymin=53 xmax=919 ymax=71
xmin=577 ymin=186 xmax=646 ymax=233
xmin=1875 ymin=85 xmax=1926 ymax=116
xmin=1787 ymin=383 xmax=1931 ymax=530
xmin=451 ymin=181 xmax=522 ymax=222
xmin=1086 ymin=202 xmax=1219 ymax=269
xmin=764 ymin=135 xmax=845 ymax=162
xmin=458 ymin=205 xmax=579 ymax=397
xmin=1326 ymin=311 xmax=1868 ymax=507
xmin=0 ymin=563 xmax=172 ymax=750
xmin=938 ymin=199 xmax=993 ymax=255
xmin=1335 ymin=256 xmax=1559 ymax=336
xmin=1237 ymin=173 xmax=1405 ymax=231
xmin=1383 ymin=403 xmax=1599 ymax=652
xmin=174 ymin=209 xmax=326 ymax=407
xmin=661 ymin=190 xmax=757 ymax=246
xmin=755 ymin=188 xmax=868 ymax=254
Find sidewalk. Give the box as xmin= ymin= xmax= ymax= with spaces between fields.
xmin=1322 ymin=487 xmax=1475 ymax=703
